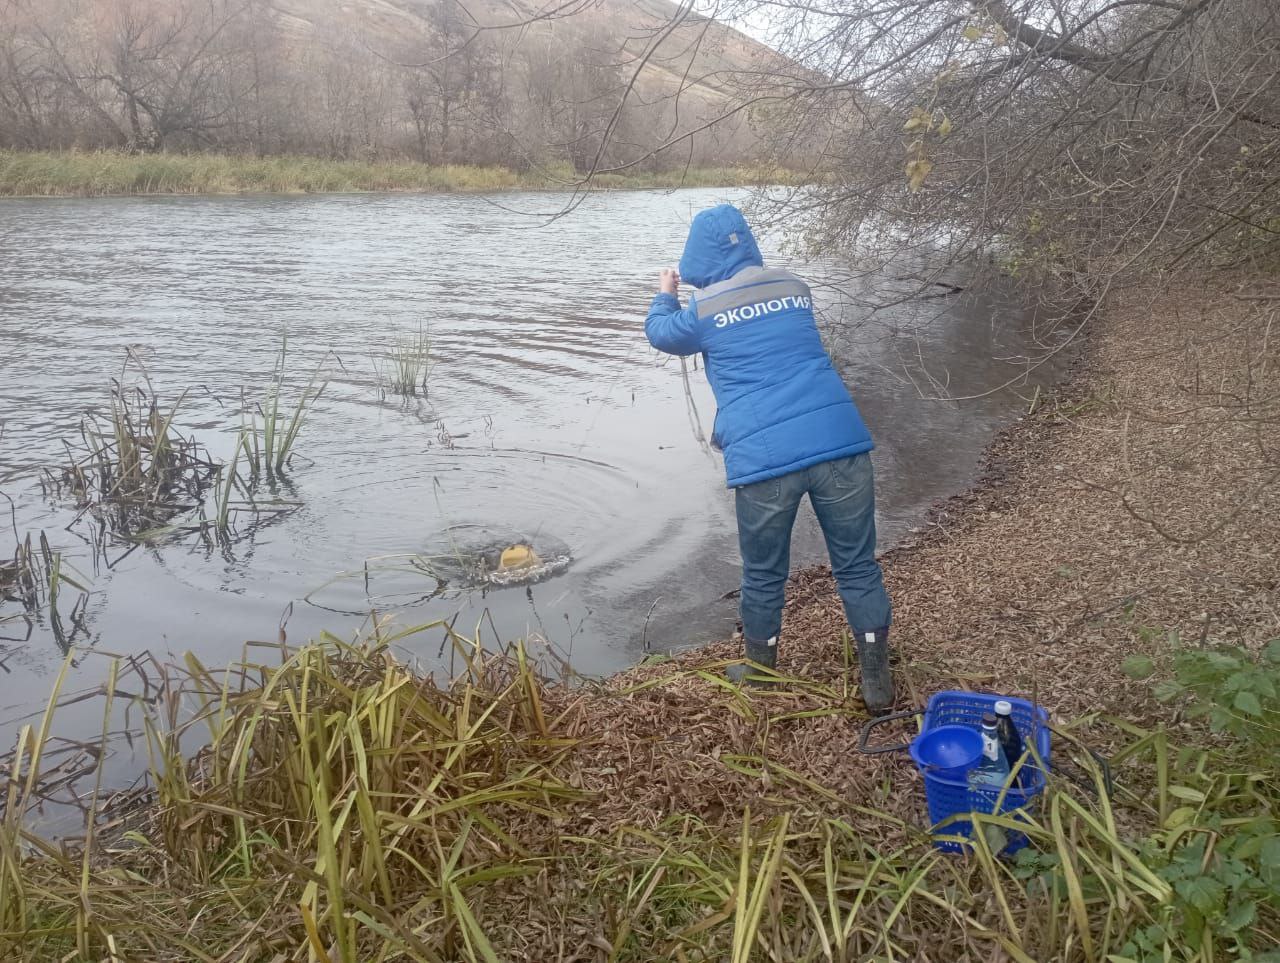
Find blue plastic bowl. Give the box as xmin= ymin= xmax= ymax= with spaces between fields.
xmin=909 ymin=724 xmax=982 ymax=780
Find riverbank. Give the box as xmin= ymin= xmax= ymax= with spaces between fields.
xmin=0 ymin=150 xmax=785 ymax=197
xmin=2 ymin=272 xmax=1277 ymax=959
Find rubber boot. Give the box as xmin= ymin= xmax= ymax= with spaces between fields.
xmin=726 ymin=636 xmax=777 ymax=687
xmin=856 ymin=627 xmax=894 ymax=713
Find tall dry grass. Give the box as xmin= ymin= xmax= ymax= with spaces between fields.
xmin=0 ymin=627 xmax=1273 ymax=961
xmin=0 ymin=151 xmax=786 ymax=198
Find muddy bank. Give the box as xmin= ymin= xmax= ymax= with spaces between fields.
xmin=870 ymin=273 xmax=1279 ymax=723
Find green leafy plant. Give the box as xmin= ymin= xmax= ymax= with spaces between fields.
xmin=1141 ymin=638 xmax=1280 ymax=747
xmin=1108 ymin=637 xmax=1280 ymax=960
xmin=1124 ymin=819 xmax=1280 ymax=962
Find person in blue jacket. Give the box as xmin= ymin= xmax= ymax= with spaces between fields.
xmin=645 ymin=203 xmax=893 ymax=710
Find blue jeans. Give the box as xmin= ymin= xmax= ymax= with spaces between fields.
xmin=735 ymin=452 xmax=891 ymax=643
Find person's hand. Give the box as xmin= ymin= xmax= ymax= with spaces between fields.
xmin=659 ymin=268 xmax=680 ymax=296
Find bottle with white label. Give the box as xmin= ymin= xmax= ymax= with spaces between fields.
xmin=993 ymin=700 xmax=1027 ymax=787
xmin=968 ymin=713 xmax=1011 ymax=789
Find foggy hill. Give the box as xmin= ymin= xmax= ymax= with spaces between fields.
xmin=269 ymin=0 xmax=777 ymax=105
xmin=262 ymin=0 xmax=784 ymax=166
xmin=0 ymin=0 xmax=788 ymax=169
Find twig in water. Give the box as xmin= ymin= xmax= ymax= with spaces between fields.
xmin=641 ymin=596 xmax=663 ymax=653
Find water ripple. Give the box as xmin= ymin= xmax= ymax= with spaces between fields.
xmin=0 ymin=187 xmax=1067 ymax=714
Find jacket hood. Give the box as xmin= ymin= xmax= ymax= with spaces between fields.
xmin=678 ymin=204 xmax=764 ymax=289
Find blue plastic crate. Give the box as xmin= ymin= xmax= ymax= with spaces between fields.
xmin=917 ymin=691 xmax=1050 ymax=854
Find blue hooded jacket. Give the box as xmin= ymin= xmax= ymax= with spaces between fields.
xmin=645 ymin=204 xmax=873 ymax=488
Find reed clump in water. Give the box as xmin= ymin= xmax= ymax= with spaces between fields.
xmin=4 ymin=468 xmax=91 ymax=646
xmin=34 ymin=347 xmax=321 ymax=551
xmin=196 ymin=338 xmax=325 ymax=540
xmin=43 ymin=377 xmax=220 ymax=531
xmin=1 ymin=629 xmax=1274 ymax=961
xmin=243 ymin=337 xmax=328 ymax=477
xmin=387 ymin=329 xmax=431 ymax=397
xmin=0 ymin=531 xmax=89 ymax=647
xmin=0 ymin=534 xmax=39 ymax=616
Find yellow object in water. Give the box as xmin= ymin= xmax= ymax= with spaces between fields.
xmin=498 ymin=544 xmax=539 ymax=570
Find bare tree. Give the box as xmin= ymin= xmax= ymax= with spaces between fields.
xmin=1 ymin=0 xmax=257 ymax=151
xmin=0 ymin=0 xmax=786 ymax=169
xmin=618 ymin=1 xmax=1280 ymax=297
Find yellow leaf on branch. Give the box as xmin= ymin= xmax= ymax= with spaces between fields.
xmin=906 ymin=159 xmax=934 ymax=192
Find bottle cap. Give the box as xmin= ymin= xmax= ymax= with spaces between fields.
xmin=994 ymin=700 xmax=1012 ymax=715
xmin=981 ymin=712 xmax=997 ymax=726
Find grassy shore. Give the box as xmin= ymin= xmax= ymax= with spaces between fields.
xmin=1 ymin=273 xmax=1277 ymax=960
xmin=0 ymin=150 xmax=784 ymax=198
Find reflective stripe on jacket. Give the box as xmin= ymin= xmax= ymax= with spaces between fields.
xmin=645 ymin=204 xmax=873 ymax=488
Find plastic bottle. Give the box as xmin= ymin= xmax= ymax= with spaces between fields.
xmin=993 ymin=700 xmax=1027 ymax=786
xmin=968 ymin=713 xmax=1011 ymax=789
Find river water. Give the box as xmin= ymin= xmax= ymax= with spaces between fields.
xmin=0 ymin=188 xmax=1063 ymax=745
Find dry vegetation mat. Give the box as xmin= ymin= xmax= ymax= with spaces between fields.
xmin=0 ymin=151 xmax=784 ymax=198
xmin=1 ymin=276 xmax=1278 ymax=960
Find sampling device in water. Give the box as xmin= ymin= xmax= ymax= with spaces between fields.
xmin=498 ymin=543 xmax=539 ymax=571
xmin=414 ymin=526 xmax=573 ymax=590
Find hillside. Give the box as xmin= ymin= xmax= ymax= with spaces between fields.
xmin=0 ymin=0 xmax=787 ymax=170
xmin=269 ymin=0 xmax=776 ymax=105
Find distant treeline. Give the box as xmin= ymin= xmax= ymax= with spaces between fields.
xmin=0 ymin=0 xmax=765 ymax=173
